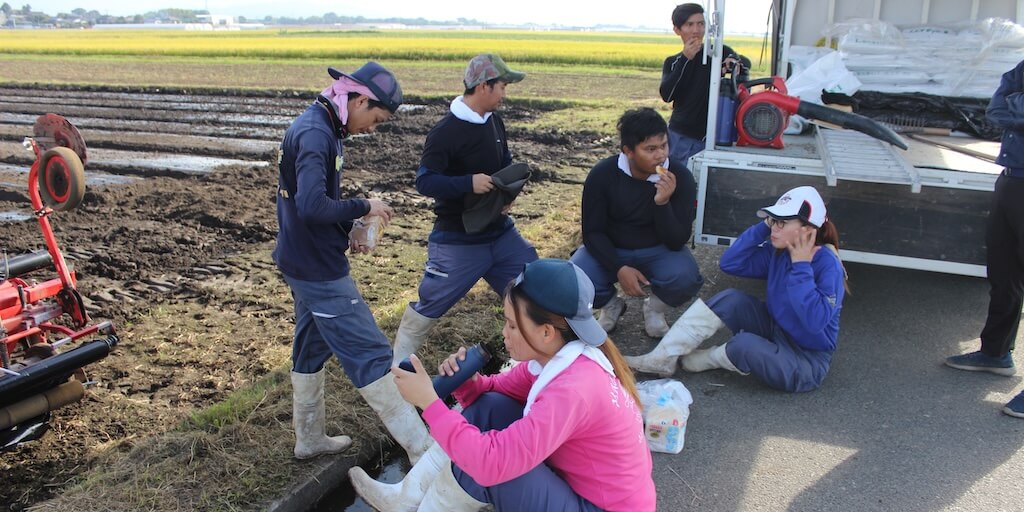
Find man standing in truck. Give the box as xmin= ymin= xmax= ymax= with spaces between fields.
xmin=945 ymin=59 xmax=1024 ymax=419
xmin=660 ymin=3 xmax=744 ymax=165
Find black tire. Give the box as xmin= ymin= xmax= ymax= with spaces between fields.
xmin=37 ymin=147 xmax=86 ymax=212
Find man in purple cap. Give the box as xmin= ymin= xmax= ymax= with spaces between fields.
xmin=390 ymin=53 xmax=538 ymax=365
xmin=273 ymin=62 xmax=432 ymax=463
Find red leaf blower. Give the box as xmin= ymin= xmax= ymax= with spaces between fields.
xmin=735 ymin=77 xmax=907 ymax=150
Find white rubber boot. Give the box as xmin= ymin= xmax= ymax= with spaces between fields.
xmin=624 ymin=298 xmax=724 ymax=376
xmin=291 ymin=369 xmax=352 ymax=459
xmin=643 ymin=294 xmax=673 ymax=337
xmin=680 ymin=343 xmax=744 ymax=373
xmin=392 ymin=304 xmax=440 ymax=366
xmin=418 ymin=462 xmax=487 ymax=512
xmin=349 ymin=442 xmax=448 ymax=512
xmin=596 ymin=295 xmax=626 ymax=332
xmin=358 ymin=373 xmax=434 ymax=465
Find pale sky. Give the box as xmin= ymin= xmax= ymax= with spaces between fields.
xmin=28 ymin=0 xmax=776 ymax=33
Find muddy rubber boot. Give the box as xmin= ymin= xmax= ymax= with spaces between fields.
xmin=291 ymin=369 xmax=352 ymax=459
xmin=349 ymin=442 xmax=448 ymax=512
xmin=680 ymin=343 xmax=745 ymax=374
xmin=418 ymin=462 xmax=487 ymax=512
xmin=596 ymin=295 xmax=626 ymax=332
xmin=358 ymin=373 xmax=433 ymax=465
xmin=624 ymin=298 xmax=724 ymax=376
xmin=392 ymin=304 xmax=440 ymax=366
xmin=642 ymin=294 xmax=673 ymax=338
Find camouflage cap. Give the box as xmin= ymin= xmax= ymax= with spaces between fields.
xmin=463 ymin=53 xmax=526 ymax=89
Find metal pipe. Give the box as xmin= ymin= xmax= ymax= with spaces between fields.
xmin=2 ymin=250 xmax=53 ymax=280
xmin=0 ymin=335 xmax=117 ymax=408
xmin=0 ymin=378 xmax=84 ymax=430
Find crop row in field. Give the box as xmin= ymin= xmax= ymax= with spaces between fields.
xmin=0 ymin=29 xmax=770 ymax=72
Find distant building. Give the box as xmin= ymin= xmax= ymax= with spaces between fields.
xmin=93 ymin=15 xmax=264 ymax=31
xmin=197 ymin=14 xmax=235 ymax=26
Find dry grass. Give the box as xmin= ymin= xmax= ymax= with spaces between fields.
xmin=27 ymin=161 xmax=592 ymax=511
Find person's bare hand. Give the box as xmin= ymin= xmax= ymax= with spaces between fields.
xmin=472 ymin=174 xmax=495 ymax=194
xmin=438 ymin=347 xmax=479 ymax=384
xmin=616 ymin=266 xmax=650 ymax=297
xmin=653 ymin=169 xmax=676 ymax=205
xmin=683 ymin=36 xmax=702 ymax=59
xmin=788 ymin=228 xmax=819 ymax=263
xmin=366 ymin=199 xmax=393 ymax=224
xmin=501 ymin=201 xmax=514 ymax=215
xmin=722 ymin=56 xmax=739 ymax=76
xmin=391 ymin=354 xmax=440 ymax=410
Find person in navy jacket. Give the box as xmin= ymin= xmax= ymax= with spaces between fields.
xmin=627 ymin=186 xmax=848 ymax=392
xmin=946 ymin=59 xmax=1024 ymax=418
xmin=389 ymin=54 xmax=539 ymax=367
xmin=274 ymin=62 xmax=432 ymax=463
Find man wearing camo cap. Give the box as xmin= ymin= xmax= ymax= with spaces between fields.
xmin=388 ymin=53 xmax=538 ymax=366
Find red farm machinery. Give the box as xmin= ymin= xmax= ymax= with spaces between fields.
xmin=1 ymin=114 xmax=117 ymax=449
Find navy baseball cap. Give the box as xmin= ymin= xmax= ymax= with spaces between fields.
xmin=512 ymin=259 xmax=608 ymax=347
xmin=328 ymin=61 xmax=403 ymax=114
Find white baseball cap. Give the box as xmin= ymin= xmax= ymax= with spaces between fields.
xmin=757 ymin=186 xmax=827 ymax=228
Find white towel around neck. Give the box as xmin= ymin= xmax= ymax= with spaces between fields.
xmin=523 ymin=340 xmax=615 ymax=416
xmin=449 ymin=95 xmax=492 ymax=124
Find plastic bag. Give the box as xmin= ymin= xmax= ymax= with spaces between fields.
xmin=785 ymin=48 xmax=862 ymax=104
xmin=636 ymin=378 xmax=692 ymax=454
xmin=349 ymin=216 xmax=385 ymax=252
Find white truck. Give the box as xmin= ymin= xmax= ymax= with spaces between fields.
xmin=693 ymin=0 xmax=1022 ymax=277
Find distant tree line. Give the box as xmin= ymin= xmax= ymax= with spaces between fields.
xmin=267 ymin=13 xmax=486 ymax=26
xmin=0 ymin=4 xmax=485 ymax=28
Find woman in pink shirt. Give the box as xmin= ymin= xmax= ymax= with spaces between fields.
xmin=349 ymin=258 xmax=656 ymax=511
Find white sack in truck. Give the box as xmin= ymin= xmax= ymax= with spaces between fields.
xmin=823 ymin=18 xmax=1024 ymax=98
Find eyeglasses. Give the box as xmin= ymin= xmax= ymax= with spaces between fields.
xmin=765 ymin=217 xmax=795 ymax=229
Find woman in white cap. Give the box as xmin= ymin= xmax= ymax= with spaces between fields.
xmin=349 ymin=258 xmax=656 ymax=511
xmin=626 ymin=186 xmax=848 ymax=392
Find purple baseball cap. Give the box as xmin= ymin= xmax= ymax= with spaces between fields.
xmin=328 ymin=61 xmax=403 ymax=113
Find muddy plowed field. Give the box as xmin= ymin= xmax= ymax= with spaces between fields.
xmin=0 ymin=84 xmax=611 ymax=510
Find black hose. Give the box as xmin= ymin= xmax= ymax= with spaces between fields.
xmin=797 ymin=101 xmax=909 ymax=150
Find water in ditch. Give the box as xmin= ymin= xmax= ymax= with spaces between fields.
xmin=312 ymin=456 xmax=412 ymax=511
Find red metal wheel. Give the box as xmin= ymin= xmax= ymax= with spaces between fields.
xmin=37 ymin=147 xmax=86 ymax=212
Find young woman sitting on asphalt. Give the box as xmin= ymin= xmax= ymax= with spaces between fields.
xmin=349 ymin=258 xmax=656 ymax=511
xmin=626 ymin=186 xmax=848 ymax=393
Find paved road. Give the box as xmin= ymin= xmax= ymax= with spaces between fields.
xmin=336 ymin=246 xmax=1023 ymax=511
xmin=611 ymin=247 xmax=1024 ymax=511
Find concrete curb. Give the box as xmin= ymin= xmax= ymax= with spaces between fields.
xmin=268 ymin=441 xmax=385 ymax=512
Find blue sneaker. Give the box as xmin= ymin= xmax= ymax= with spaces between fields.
xmin=944 ymin=351 xmax=1016 ymax=376
xmin=1003 ymin=391 xmax=1024 ymax=419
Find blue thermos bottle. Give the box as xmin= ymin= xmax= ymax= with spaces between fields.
xmin=716 ymin=76 xmax=738 ymax=146
xmin=398 ymin=344 xmax=491 ymax=399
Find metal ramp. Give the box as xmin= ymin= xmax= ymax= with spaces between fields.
xmin=814 ymin=126 xmax=921 ymax=193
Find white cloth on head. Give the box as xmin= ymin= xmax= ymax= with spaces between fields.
xmin=321 ymin=76 xmax=377 ymax=125
xmin=523 ymin=340 xmax=614 ymax=416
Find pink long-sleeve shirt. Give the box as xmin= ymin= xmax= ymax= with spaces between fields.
xmin=421 ymin=357 xmax=656 ymax=512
